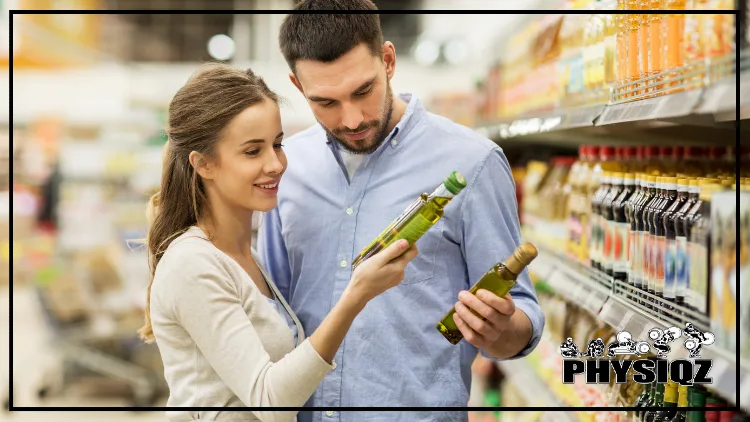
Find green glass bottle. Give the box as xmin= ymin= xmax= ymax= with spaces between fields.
xmin=436 ymin=242 xmax=538 ymax=345
xmin=686 ymin=386 xmax=707 ymax=422
xmin=351 ymin=171 xmax=466 ymax=269
xmin=654 ymin=381 xmax=679 ymax=421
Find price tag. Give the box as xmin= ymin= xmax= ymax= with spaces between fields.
xmin=696 ymin=80 xmax=735 ymax=114
xmin=597 ymin=97 xmax=664 ymax=125
xmin=656 ymin=89 xmax=704 ymax=118
xmin=565 ymin=105 xmax=607 ymax=128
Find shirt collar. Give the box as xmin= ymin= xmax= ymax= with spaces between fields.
xmin=325 ymin=93 xmax=424 ymax=156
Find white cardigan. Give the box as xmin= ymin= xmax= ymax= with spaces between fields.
xmin=150 ymin=226 xmax=335 ymax=422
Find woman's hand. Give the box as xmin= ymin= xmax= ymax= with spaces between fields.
xmin=342 ymin=239 xmax=419 ymax=307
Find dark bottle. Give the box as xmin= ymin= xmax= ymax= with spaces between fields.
xmin=644 ymin=382 xmax=666 ymax=422
xmin=688 ymin=182 xmax=719 ymax=317
xmin=666 ymin=178 xmax=691 ymax=311
xmin=687 ymin=386 xmax=708 ymax=422
xmin=611 ymin=173 xmax=635 ymax=281
xmin=654 ymin=381 xmax=679 ymax=421
xmin=634 ymin=175 xmax=657 ymax=306
xmin=591 ymin=172 xmax=613 ymax=271
xmin=675 ymin=178 xmax=700 ymax=310
xmin=625 ymin=172 xmax=646 ymax=288
xmin=602 ymin=172 xmax=624 ymax=277
xmin=652 ymin=176 xmax=678 ymax=315
xmin=644 ymin=176 xmax=666 ymax=308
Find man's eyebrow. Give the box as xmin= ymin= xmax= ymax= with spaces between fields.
xmin=307 ymin=77 xmax=376 ymax=102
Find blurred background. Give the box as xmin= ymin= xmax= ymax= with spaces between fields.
xmin=3 ymin=0 xmax=748 ymax=421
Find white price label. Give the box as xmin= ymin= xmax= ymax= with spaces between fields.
xmin=597 ymin=97 xmax=663 ymax=125
xmin=565 ymin=105 xmax=606 ymax=128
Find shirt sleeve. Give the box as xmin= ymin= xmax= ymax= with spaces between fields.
xmin=166 ymin=249 xmax=334 ymax=421
xmin=256 ymin=208 xmax=292 ymax=301
xmin=458 ymin=147 xmax=545 ymax=360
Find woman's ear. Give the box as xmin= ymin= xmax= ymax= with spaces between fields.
xmin=189 ymin=151 xmax=214 ymax=180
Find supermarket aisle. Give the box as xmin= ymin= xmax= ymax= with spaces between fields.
xmin=1 ymin=284 xmax=167 ymax=421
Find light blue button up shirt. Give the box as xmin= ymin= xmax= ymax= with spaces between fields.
xmin=257 ymin=94 xmax=544 ymax=422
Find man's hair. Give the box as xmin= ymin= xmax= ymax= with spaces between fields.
xmin=279 ymin=0 xmax=383 ymax=73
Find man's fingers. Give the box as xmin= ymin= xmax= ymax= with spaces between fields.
xmin=369 ymin=239 xmax=410 ymax=267
xmin=453 ymin=312 xmax=486 ymax=348
xmin=457 ymin=291 xmax=495 ymax=321
xmin=477 ymin=290 xmax=515 ymax=316
xmin=454 ymin=302 xmax=495 ymax=337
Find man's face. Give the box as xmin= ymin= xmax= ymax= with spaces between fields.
xmin=291 ymin=43 xmax=395 ymax=155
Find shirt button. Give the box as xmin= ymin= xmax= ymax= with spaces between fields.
xmin=346 ymin=207 xmax=353 ymax=215
xmin=340 ymin=259 xmax=347 ymax=268
xmin=326 ymin=411 xmax=335 ymax=417
xmin=391 ymin=139 xmax=398 ymax=146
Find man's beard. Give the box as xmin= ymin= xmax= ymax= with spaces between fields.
xmin=321 ymin=80 xmax=395 ymax=156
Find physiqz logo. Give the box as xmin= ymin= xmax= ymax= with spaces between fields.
xmin=559 ymin=323 xmax=716 ymax=386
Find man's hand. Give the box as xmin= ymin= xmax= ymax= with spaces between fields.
xmin=452 ymin=289 xmax=532 ymax=358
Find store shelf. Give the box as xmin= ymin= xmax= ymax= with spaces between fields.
xmin=525 ymin=230 xmax=749 ymax=411
xmin=476 ymin=52 xmax=746 ymax=141
xmin=495 ymin=359 xmax=578 ymax=421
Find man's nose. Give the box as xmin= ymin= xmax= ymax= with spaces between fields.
xmin=341 ymin=102 xmax=364 ymax=130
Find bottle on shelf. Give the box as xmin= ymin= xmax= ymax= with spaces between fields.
xmin=644 ymin=176 xmax=666 ymax=308
xmin=664 ymin=177 xmax=690 ymax=311
xmin=592 ymin=171 xmax=612 ymax=270
xmin=616 ymin=0 xmax=629 ymax=87
xmin=437 ymin=242 xmax=538 ymax=345
xmin=626 ymin=0 xmax=643 ymax=98
xmin=654 ymin=380 xmax=680 ymax=421
xmin=652 ymin=176 xmax=679 ymax=314
xmin=612 ymin=172 xmax=636 ymax=282
xmin=686 ymin=386 xmax=708 ymax=422
xmin=687 ymin=181 xmax=720 ymax=316
xmin=664 ymin=0 xmax=687 ymax=91
xmin=602 ymin=172 xmax=624 ymax=276
xmin=626 ymin=171 xmax=647 ymax=292
xmin=704 ymin=394 xmax=728 ymax=422
xmin=675 ymin=178 xmax=700 ymax=309
xmin=663 ymin=384 xmax=689 ymax=422
xmin=635 ymin=381 xmax=656 ymax=420
xmin=648 ymin=0 xmax=667 ymax=96
xmin=603 ymin=0 xmax=620 ymax=92
xmin=634 ymin=175 xmax=658 ymax=305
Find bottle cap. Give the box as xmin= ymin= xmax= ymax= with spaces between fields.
xmin=659 ymin=146 xmax=673 ymax=159
xmin=600 ymin=146 xmax=616 ymax=160
xmin=578 ymin=145 xmax=587 ymax=158
xmin=664 ymin=176 xmax=677 ymax=190
xmin=683 ymin=146 xmax=701 ymax=159
xmin=644 ymin=146 xmax=659 ymax=158
xmin=505 ymin=242 xmax=539 ymax=275
xmin=588 ymin=146 xmax=600 ymax=160
xmin=444 ymin=171 xmax=467 ymax=195
xmin=672 ymin=146 xmax=684 ymax=160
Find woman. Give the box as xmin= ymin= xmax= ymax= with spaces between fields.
xmin=140 ymin=63 xmax=417 ymax=422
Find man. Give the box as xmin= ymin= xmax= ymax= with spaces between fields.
xmin=257 ymin=1 xmax=545 ymax=421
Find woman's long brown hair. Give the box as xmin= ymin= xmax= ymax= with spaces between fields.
xmin=139 ymin=63 xmax=279 ymax=343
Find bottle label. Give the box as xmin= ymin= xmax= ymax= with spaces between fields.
xmin=666 ymin=15 xmax=683 ymax=69
xmin=676 ymin=236 xmax=689 ymax=303
xmin=664 ymin=239 xmax=677 ymax=299
xmin=644 ymin=232 xmax=652 ymax=290
xmin=627 ymin=229 xmax=637 ymax=282
xmin=654 ymin=236 xmax=665 ymax=295
xmin=589 ymin=214 xmax=598 ymax=264
xmin=603 ymin=218 xmax=614 ymax=271
xmin=613 ymin=222 xmax=629 ymax=272
xmin=632 ymin=231 xmax=643 ymax=289
xmin=691 ymin=241 xmax=708 ymax=314
xmin=649 ymin=21 xmax=663 ymax=74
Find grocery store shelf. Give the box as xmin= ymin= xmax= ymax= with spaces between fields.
xmin=495 ymin=359 xmax=578 ymax=421
xmin=476 ymin=52 xmax=747 ymax=142
xmin=524 ymin=229 xmax=749 ymax=411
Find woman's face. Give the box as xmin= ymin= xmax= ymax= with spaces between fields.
xmin=198 ymin=98 xmax=287 ymax=213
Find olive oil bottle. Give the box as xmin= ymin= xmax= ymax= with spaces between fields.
xmin=437 ymin=242 xmax=539 ymax=345
xmin=351 ymin=171 xmax=467 ymax=269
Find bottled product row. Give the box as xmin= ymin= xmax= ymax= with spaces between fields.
xmin=468 ymin=279 xmax=750 ymax=421
xmin=484 ymin=0 xmax=739 ymax=121
xmin=516 ymin=144 xmax=747 ymax=410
